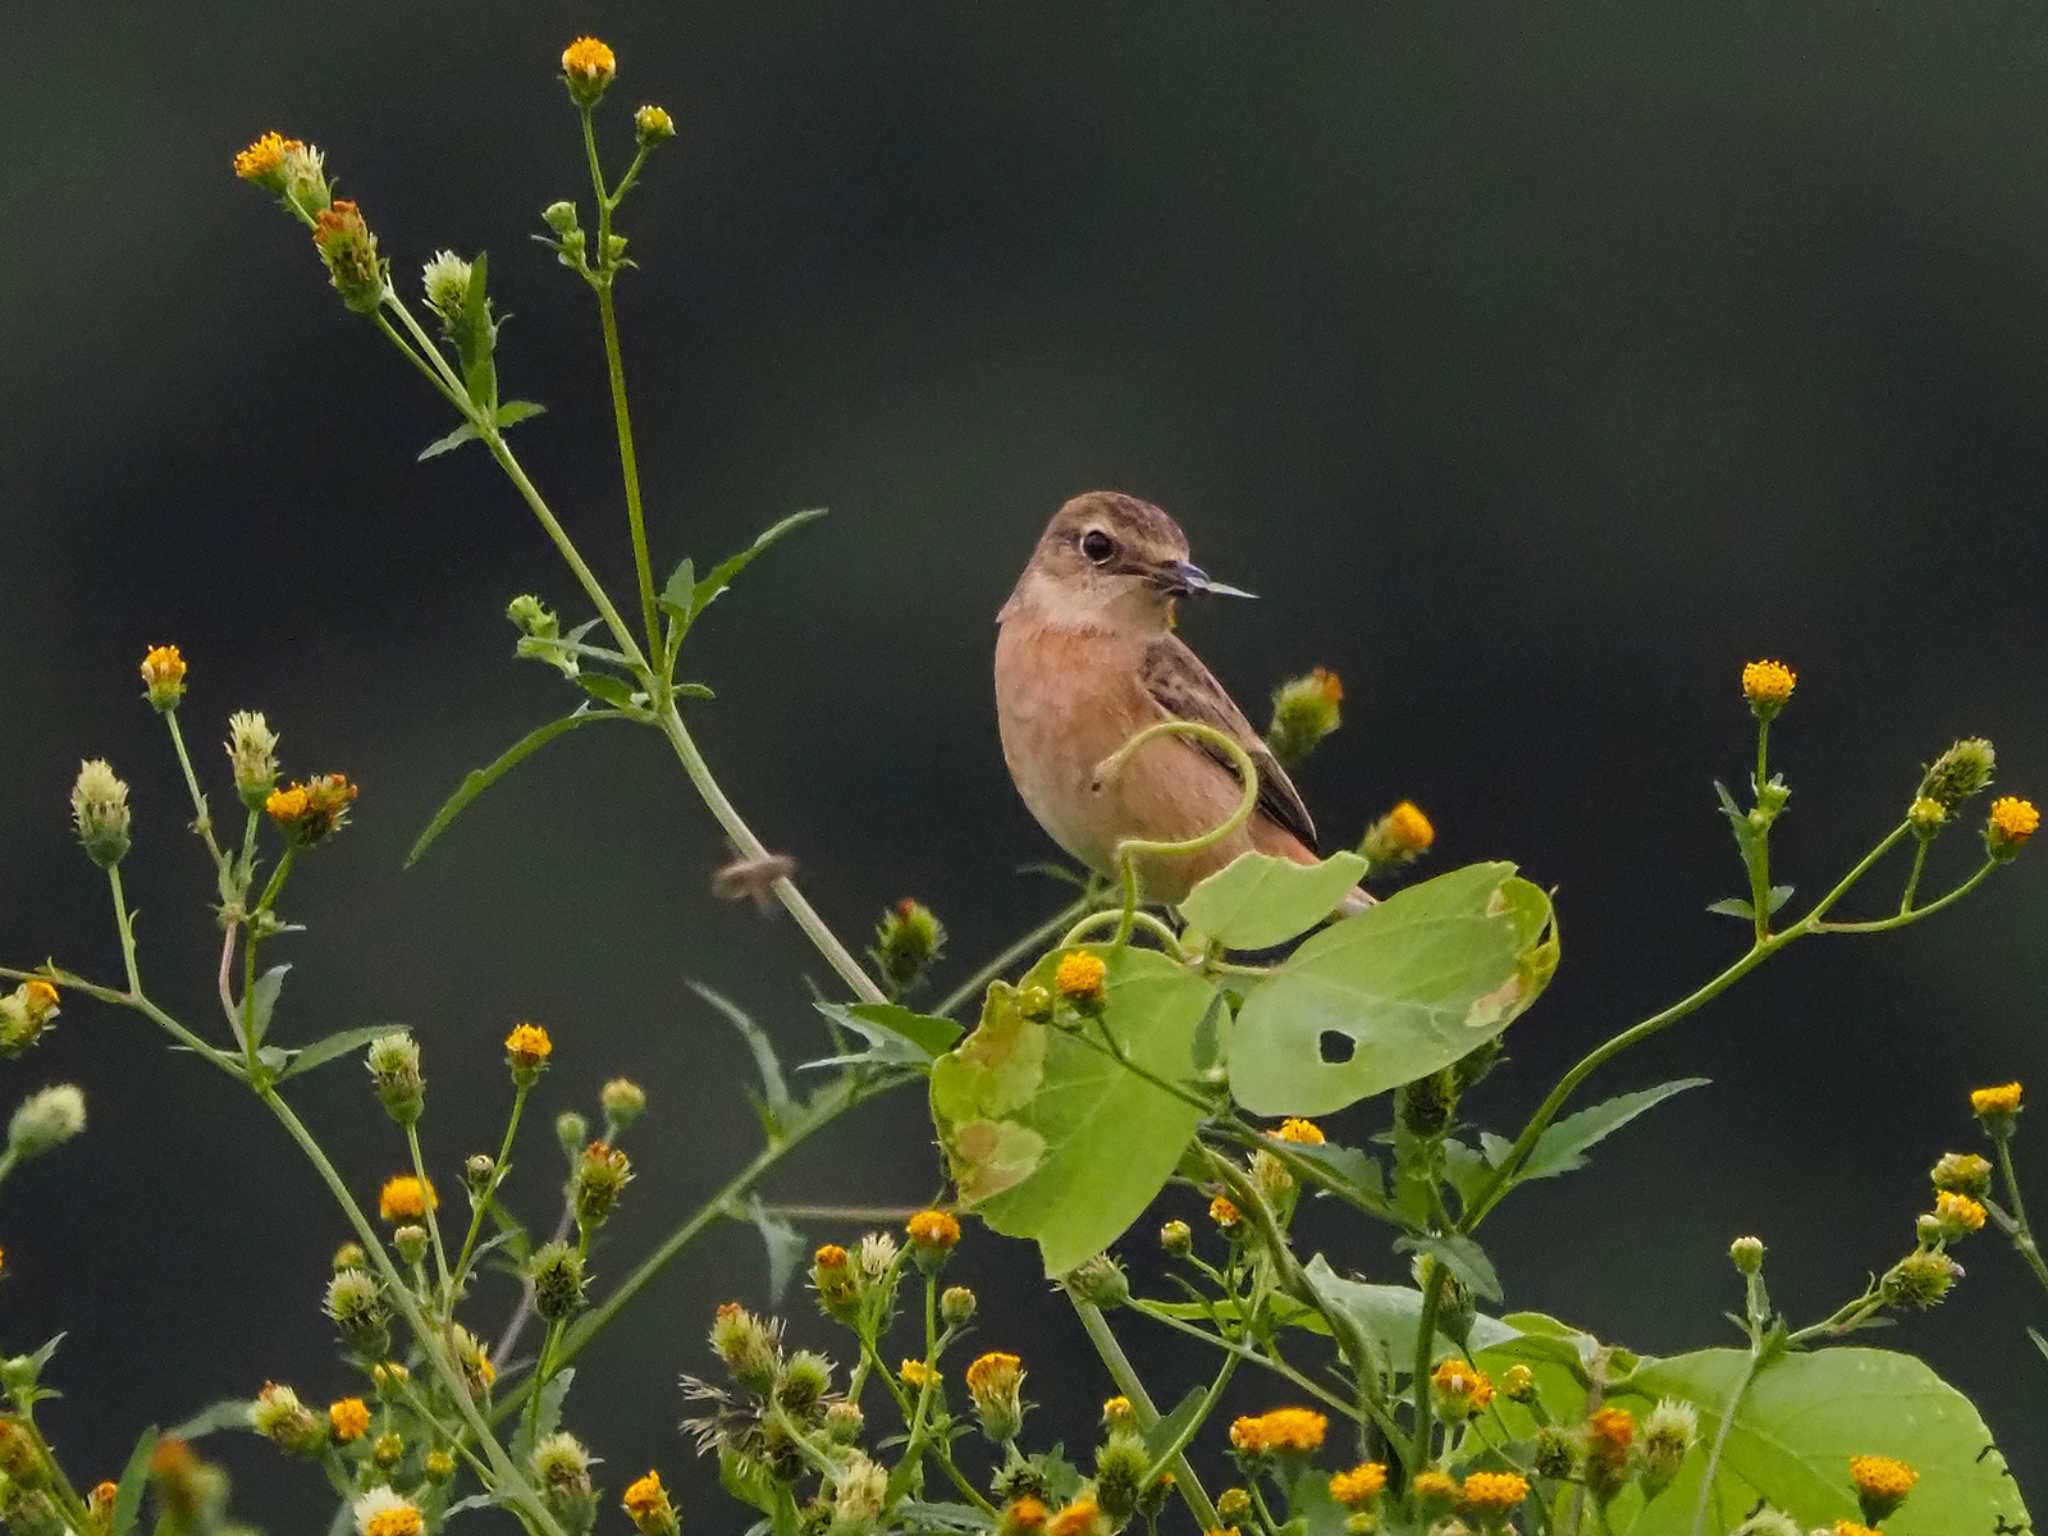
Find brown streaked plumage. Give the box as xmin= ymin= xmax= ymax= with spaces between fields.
xmin=995 ymin=491 xmax=1359 ymax=908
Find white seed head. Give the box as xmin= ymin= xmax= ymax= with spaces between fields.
xmin=7 ymin=1084 xmax=85 ymax=1158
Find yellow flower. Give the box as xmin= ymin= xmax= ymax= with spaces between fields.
xmin=1988 ymin=796 xmax=2039 ymax=856
xmin=815 ymin=1243 xmax=849 ymax=1269
xmin=966 ymin=1351 xmax=1021 ymax=1395
xmin=140 ymin=645 xmax=188 ymax=710
xmin=1741 ymin=658 xmax=1797 ymax=711
xmin=88 ymin=1481 xmax=117 ymax=1516
xmin=1227 ymin=1407 xmax=1327 ymax=1456
xmin=1972 ymin=1081 xmax=2023 ymax=1118
xmin=1388 ymin=800 xmax=1435 ymax=852
xmin=329 ymin=1398 xmax=370 ymax=1442
xmin=266 ymin=773 xmax=359 ymax=844
xmin=376 ymin=1175 xmax=437 ymax=1223
xmin=504 ymin=1022 xmax=553 ymax=1073
xmin=1208 ymin=1194 xmax=1242 ymax=1229
xmin=364 ymin=1505 xmax=423 ymax=1536
xmin=24 ymin=981 xmax=57 ymax=1012
xmin=1459 ymin=1470 xmax=1531 ymax=1514
xmin=561 ymin=36 xmax=617 ymax=102
xmin=1849 ymin=1454 xmax=1918 ymax=1519
xmin=1430 ymin=1357 xmax=1495 ymax=1417
xmin=1588 ymin=1407 xmax=1635 ymax=1451
xmin=1410 ymin=1469 xmax=1460 ymax=1505
xmin=1934 ymin=1189 xmax=1987 ymax=1236
xmin=1272 ymin=1117 xmax=1325 ymax=1144
xmin=1003 ymin=1496 xmax=1049 ymax=1533
xmin=622 ymin=1471 xmax=676 ymax=1533
xmin=1833 ymin=1524 xmax=1881 ymax=1536
xmin=266 ymin=785 xmax=309 ymax=823
xmin=900 ymin=1359 xmax=939 ymax=1390
xmin=1046 ymin=1497 xmax=1102 ymax=1536
xmin=906 ymin=1208 xmax=962 ymax=1253
xmin=1054 ymin=950 xmax=1107 ymax=1001
xmin=234 ymin=131 xmax=301 ymax=186
xmin=1102 ymin=1395 xmax=1134 ymax=1428
xmin=1327 ymin=1462 xmax=1387 ymax=1506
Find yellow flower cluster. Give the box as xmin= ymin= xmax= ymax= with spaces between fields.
xmin=1046 ymin=1498 xmax=1102 ymax=1536
xmin=233 ymin=131 xmax=301 ymax=184
xmin=1327 ymin=1462 xmax=1386 ymax=1506
xmin=1849 ymin=1453 xmax=1918 ymax=1502
xmin=1410 ymin=1469 xmax=1460 ymax=1503
xmin=1271 ymin=1117 xmax=1325 ymax=1144
xmin=1430 ymin=1357 xmax=1495 ymax=1415
xmin=376 ymin=1175 xmax=437 ymax=1223
xmin=906 ymin=1208 xmax=961 ymax=1251
xmin=1208 ymin=1195 xmax=1242 ymax=1229
xmin=1741 ymin=658 xmax=1797 ymax=708
xmin=1388 ymin=800 xmax=1435 ymax=853
xmin=1459 ymin=1470 xmax=1531 ymax=1514
xmin=1934 ymin=1189 xmax=1987 ymax=1234
xmin=329 ymin=1397 xmax=369 ymax=1442
xmin=1054 ymin=950 xmax=1107 ymax=1001
xmin=900 ymin=1359 xmax=939 ymax=1390
xmin=1226 ymin=1407 xmax=1327 ymax=1455
xmin=1972 ymin=1081 xmax=2023 ymax=1117
xmin=966 ymin=1351 xmax=1021 ymax=1394
xmin=1989 ymin=795 xmax=2039 ymax=853
xmin=504 ymin=1022 xmax=553 ymax=1069
xmin=622 ymin=1470 xmax=677 ymax=1533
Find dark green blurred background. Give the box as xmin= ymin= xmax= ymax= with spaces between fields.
xmin=4 ymin=1 xmax=2045 ymax=1521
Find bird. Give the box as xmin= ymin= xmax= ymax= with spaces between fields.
xmin=995 ymin=490 xmax=1362 ymax=910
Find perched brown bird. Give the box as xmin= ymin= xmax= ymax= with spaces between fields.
xmin=996 ymin=491 xmax=1360 ymax=908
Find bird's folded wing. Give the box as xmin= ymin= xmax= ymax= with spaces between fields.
xmin=1140 ymin=635 xmax=1318 ymax=853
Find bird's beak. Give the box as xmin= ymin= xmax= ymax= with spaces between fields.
xmin=1155 ymin=559 xmax=1257 ymax=600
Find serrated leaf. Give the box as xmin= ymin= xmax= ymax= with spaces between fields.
xmin=1230 ymin=863 xmax=1557 ymax=1116
xmin=278 ymin=1025 xmax=408 ymax=1082
xmin=1299 ymin=1255 xmax=1520 ymax=1363
xmin=931 ymin=951 xmax=1218 ymax=1274
xmin=508 ymin=1367 xmax=574 ymax=1465
xmin=1278 ymin=1140 xmax=1384 ymax=1202
xmin=691 ymin=508 xmax=828 ymax=617
xmin=747 ymin=1194 xmax=806 ymax=1303
xmin=245 ymin=964 xmax=289 ymax=1044
xmin=1511 ymin=1078 xmax=1710 ymax=1184
xmin=575 ymin=673 xmax=638 ymax=708
xmin=495 ymin=400 xmax=547 ymax=427
xmin=691 ymin=983 xmax=792 ymax=1132
xmin=406 ymin=711 xmax=628 ymax=868
xmin=1438 ymin=1138 xmax=1492 ymax=1209
xmin=418 ymin=422 xmax=482 ymax=460
xmin=804 ymin=1002 xmax=963 ymax=1070
xmin=110 ymin=1426 xmax=157 ymax=1536
xmin=1395 ymin=1231 xmax=1502 ymax=1302
xmin=1179 ymin=850 xmax=1369 ymax=950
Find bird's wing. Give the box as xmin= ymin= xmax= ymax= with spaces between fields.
xmin=1139 ymin=634 xmax=1318 ymax=853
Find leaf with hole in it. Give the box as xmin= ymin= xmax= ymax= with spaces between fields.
xmin=930 ymin=949 xmax=1218 ymax=1274
xmin=1229 ymin=863 xmax=1557 ymax=1116
xmin=1179 ymin=850 xmax=1369 ymax=950
xmin=691 ymin=509 xmax=828 ymax=617
xmin=406 ymin=710 xmax=628 ymax=868
xmin=1613 ymin=1347 xmax=2028 ymax=1534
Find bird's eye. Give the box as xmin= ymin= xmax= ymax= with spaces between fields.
xmin=1080 ymin=529 xmax=1116 ymax=564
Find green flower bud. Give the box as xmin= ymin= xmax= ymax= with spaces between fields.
xmin=1931 ymin=1151 xmax=1994 ymax=1197
xmin=1531 ymin=1425 xmax=1580 ymax=1481
xmin=709 ymin=1302 xmax=783 ymax=1394
xmin=1397 ymin=1068 xmax=1458 ymax=1137
xmin=0 ymin=981 xmax=60 ymax=1058
xmin=871 ymin=899 xmax=947 ymax=995
xmin=465 ymin=1153 xmax=496 ymax=1195
xmin=312 ymin=200 xmax=388 ymax=315
xmin=571 ymin=1141 xmax=632 ymax=1230
xmin=324 ymin=1267 xmax=391 ymax=1356
xmin=1729 ymin=1235 xmax=1765 ymax=1275
xmin=6 ymin=1085 xmax=84 ymax=1160
xmin=393 ymin=1225 xmax=430 ymax=1267
xmin=1094 ymin=1433 xmax=1151 ymax=1523
xmin=1640 ymin=1398 xmax=1697 ymax=1492
xmin=364 ymin=1033 xmax=424 ymax=1125
xmin=424 ymin=1449 xmax=456 ymax=1484
xmin=421 ymin=250 xmax=473 ymax=331
xmin=940 ymin=1284 xmax=978 ymax=1326
xmin=556 ymin=1111 xmax=590 ymax=1162
xmin=373 ymin=1432 xmax=404 ymax=1470
xmin=225 ymin=711 xmax=282 ymax=810
xmin=1920 ymin=737 xmax=1996 ymax=809
xmin=1882 ymin=1247 xmax=1961 ymax=1309
xmin=823 ymin=1400 xmax=865 ymax=1445
xmin=530 ymin=1240 xmax=588 ymax=1322
xmin=601 ymin=1076 xmax=647 ymax=1131
xmin=249 ymin=1382 xmax=326 ymax=1456
xmin=1063 ymin=1253 xmax=1129 ymax=1310
xmin=635 ymin=105 xmax=677 ymax=145
xmin=1159 ymin=1219 xmax=1192 ymax=1257
xmin=532 ymin=1431 xmax=599 ymax=1533
xmin=775 ymin=1349 xmax=834 ymax=1417
xmin=1264 ymin=667 xmax=1344 ymax=770
xmin=70 ymin=759 xmax=131 ymax=868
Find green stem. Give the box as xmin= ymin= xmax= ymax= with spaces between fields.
xmin=934 ymin=895 xmax=1094 ymax=1017
xmin=407 ymin=1122 xmax=453 ymax=1302
xmin=1688 ymin=1345 xmax=1765 ymax=1536
xmin=1126 ymin=1300 xmax=1360 ymax=1423
xmin=1068 ymin=1297 xmax=1222 ymax=1531
xmin=1898 ymin=838 xmax=1930 ymax=914
xmin=1995 ymin=1138 xmax=2048 ymax=1296
xmin=652 ymin=700 xmax=885 ymax=1002
xmin=452 ymin=1082 xmax=531 ymax=1302
xmin=1816 ymin=860 xmax=1996 ymax=934
xmin=1058 ymin=908 xmax=1185 ymax=956
xmin=1407 ymin=1264 xmax=1448 ymax=1477
xmin=1092 ymin=721 xmax=1259 ymax=946
xmin=1142 ymin=1349 xmax=1238 ymax=1486
xmin=106 ymin=867 xmax=142 ymax=998
xmin=373 ymin=309 xmax=472 ymax=416
xmin=163 ymin=710 xmax=228 ymax=878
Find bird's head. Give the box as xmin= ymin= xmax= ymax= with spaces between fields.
xmin=1000 ymin=491 xmax=1254 ymax=631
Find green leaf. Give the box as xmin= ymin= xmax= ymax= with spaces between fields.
xmin=1143 ymin=1386 xmax=1208 ymax=1461
xmin=1179 ymin=850 xmax=1369 ymax=950
xmin=1508 ymin=1078 xmax=1710 ymax=1184
xmin=805 ymin=1002 xmax=963 ymax=1070
xmin=893 ymin=1503 xmax=996 ymax=1532
xmin=508 ymin=1367 xmax=574 ymax=1466
xmin=691 ymin=509 xmax=828 ymax=617
xmin=575 ymin=673 xmax=638 ymax=708
xmin=1394 ymin=1232 xmax=1503 ymax=1302
xmin=1767 ymin=883 xmax=1794 ymax=913
xmin=110 ymin=1426 xmax=157 ymax=1536
xmin=1299 ymin=1255 xmax=1520 ymax=1363
xmin=675 ymin=681 xmax=716 ymax=700
xmin=2030 ymin=1325 xmax=2048 ymax=1370
xmin=931 ymin=950 xmax=1218 ymax=1274
xmin=746 ymin=1194 xmax=806 ymax=1303
xmin=245 ymin=964 xmax=289 ymax=1042
xmin=691 ymin=983 xmax=793 ymax=1132
xmin=659 ymin=556 xmax=697 ymax=623
xmin=1705 ymin=897 xmax=1755 ymax=919
xmin=418 ymin=422 xmax=482 ymax=460
xmin=277 ymin=1025 xmax=407 ymax=1082
xmin=1283 ymin=1462 xmax=1351 ymax=1536
xmin=1229 ymin=863 xmax=1557 ymax=1116
xmin=406 ymin=711 xmax=627 ymax=868
xmin=495 ymin=399 xmax=547 ymax=427
xmin=1617 ymin=1347 xmax=2029 ymax=1534
xmin=166 ymin=1397 xmax=251 ymax=1438
xmin=451 ymin=250 xmax=497 ymax=413
xmin=1279 ymin=1140 xmax=1384 ymax=1202
xmin=1439 ymin=1138 xmax=1492 ymax=1209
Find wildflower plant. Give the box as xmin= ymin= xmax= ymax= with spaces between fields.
xmin=0 ymin=34 xmax=2039 ymax=1536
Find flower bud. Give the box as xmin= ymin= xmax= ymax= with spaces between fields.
xmin=1501 ymin=1364 xmax=1537 ymax=1403
xmin=1159 ymin=1219 xmax=1192 ymax=1257
xmin=1928 ymin=1190 xmax=1987 ymax=1242
xmin=533 ymin=1432 xmax=599 ymax=1532
xmin=811 ymin=1243 xmax=860 ymax=1323
xmin=424 ymin=1449 xmax=456 ymax=1484
xmin=225 ymin=711 xmax=282 ymax=810
xmin=1987 ymin=796 xmax=2039 ymax=860
xmin=1264 ymin=667 xmax=1344 ymax=770
xmin=1920 ymin=737 xmax=1996 ymax=809
xmin=1930 ymin=1151 xmax=1993 ymax=1198
xmin=941 ymin=1284 xmax=978 ymax=1326
xmin=449 ymin=1323 xmax=496 ymax=1398
xmin=1215 ymin=1488 xmax=1253 ymax=1525
xmin=6 ymin=1085 xmax=84 ymax=1160
xmin=542 ymin=202 xmax=581 ymax=237
xmin=1398 ymin=1068 xmax=1458 ymax=1137
xmin=1849 ymin=1454 xmax=1918 ymax=1524
xmin=709 ymin=1301 xmax=783 ymax=1393
xmin=1882 ymin=1248 xmax=1961 ymax=1309
xmin=1640 ymin=1398 xmax=1698 ymax=1492
xmin=464 ymin=1153 xmax=496 ymax=1196
xmin=775 ymin=1349 xmax=834 ymax=1417
xmin=1093 ymin=1432 xmax=1150 ymax=1523
xmin=1362 ymin=801 xmax=1435 ymax=867
xmin=556 ymin=1111 xmax=590 ymax=1161
xmin=393 ymin=1225 xmax=430 ymax=1267
xmin=421 ymin=250 xmax=474 ymax=331
xmin=0 ymin=981 xmax=60 ymax=1057
xmin=601 ymin=1076 xmax=647 ymax=1131
xmin=1063 ymin=1253 xmax=1129 ymax=1309
xmin=823 ymin=1401 xmax=865 ymax=1445
xmin=504 ymin=1022 xmax=553 ymax=1085
xmin=372 ymin=1433 xmax=405 ymax=1471
xmin=560 ymin=36 xmax=617 ymax=106
xmin=250 ymin=1382 xmax=326 ymax=1456
xmin=871 ymin=899 xmax=948 ymax=995
xmin=312 ymin=200 xmax=387 ymax=314
xmin=571 ymin=1141 xmax=633 ymax=1229
xmin=1249 ymin=1148 xmax=1293 ymax=1203
xmin=906 ymin=1208 xmax=962 ymax=1269
xmin=529 ymin=1240 xmax=588 ymax=1322
xmin=1729 ymin=1235 xmax=1765 ymax=1275
xmin=966 ymin=1352 xmax=1026 ymax=1443
xmin=1531 ymin=1425 xmax=1581 ymax=1481
xmin=140 ymin=645 xmax=187 ymax=712
xmin=1054 ymin=951 xmax=1108 ymax=1011
xmin=333 ymin=1241 xmax=367 ymax=1271
xmin=328 ymin=1398 xmax=370 ymax=1444
xmin=71 ymin=759 xmax=131 ymax=868
xmin=364 ymin=1033 xmax=424 ymax=1125
xmin=1739 ymin=659 xmax=1796 ymax=720
xmin=1017 ymin=984 xmax=1053 ymax=1021
xmin=832 ymin=1453 xmax=888 ymax=1534
xmin=324 ymin=1267 xmax=391 ymax=1356
xmin=1907 ymin=795 xmax=1947 ymax=839
xmin=635 ymin=105 xmax=677 ymax=146
xmin=622 ymin=1470 xmax=679 ymax=1536
xmin=1582 ymin=1407 xmax=1636 ymax=1503
xmin=1970 ymin=1081 xmax=2023 ymax=1138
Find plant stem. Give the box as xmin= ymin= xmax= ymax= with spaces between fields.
xmin=1068 ymin=1297 xmax=1222 ymax=1531
xmin=407 ymin=1121 xmax=454 ymax=1302
xmin=934 ymin=894 xmax=1094 ymax=1018
xmin=651 ymin=699 xmax=885 ymax=1002
xmin=106 ymin=867 xmax=142 ymax=997
xmin=1816 ymin=860 xmax=1995 ymax=934
xmin=1995 ymin=1138 xmax=2048 ymax=1295
xmin=1407 ymin=1263 xmax=1448 ymax=1476
xmin=1092 ymin=722 xmax=1258 ymax=946
xmin=1898 ymin=838 xmax=1930 ymax=914
xmin=1142 ymin=1348 xmax=1238 ymax=1486
xmin=163 ymin=710 xmax=228 ymax=878
xmin=452 ymin=1082 xmax=531 ymax=1303
xmin=1126 ymin=1300 xmax=1359 ymax=1421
